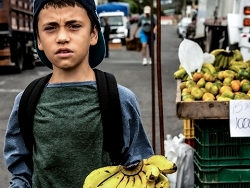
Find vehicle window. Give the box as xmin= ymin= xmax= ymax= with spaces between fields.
xmin=100 ymin=16 xmax=123 ymax=27
xmin=0 ymin=0 xmax=3 ymax=8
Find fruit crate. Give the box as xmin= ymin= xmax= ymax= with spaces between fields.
xmin=194 ymin=158 xmax=250 ymax=187
xmin=183 ymin=119 xmax=195 ymax=138
xmin=176 ymin=79 xmax=229 ymax=119
xmin=194 ymin=119 xmax=250 ymax=166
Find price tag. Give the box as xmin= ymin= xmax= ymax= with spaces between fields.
xmin=230 ymin=100 xmax=250 ymax=137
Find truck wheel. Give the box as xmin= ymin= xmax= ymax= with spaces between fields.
xmin=14 ymin=42 xmax=24 ymax=73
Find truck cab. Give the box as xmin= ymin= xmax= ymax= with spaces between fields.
xmin=195 ymin=0 xmax=250 ymax=61
xmin=99 ymin=11 xmax=129 ymax=45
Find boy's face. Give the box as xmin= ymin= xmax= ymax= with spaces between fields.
xmin=37 ymin=5 xmax=98 ymax=70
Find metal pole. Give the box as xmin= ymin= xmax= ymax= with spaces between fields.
xmin=150 ymin=0 xmax=156 ymax=153
xmin=156 ymin=0 xmax=165 ymax=156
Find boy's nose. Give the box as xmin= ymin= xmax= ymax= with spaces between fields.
xmin=56 ymin=29 xmax=69 ymax=44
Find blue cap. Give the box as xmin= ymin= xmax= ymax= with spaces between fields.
xmin=33 ymin=0 xmax=105 ymax=69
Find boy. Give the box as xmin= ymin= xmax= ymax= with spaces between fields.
xmin=3 ymin=0 xmax=154 ymax=187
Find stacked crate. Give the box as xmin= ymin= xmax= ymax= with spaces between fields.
xmin=194 ymin=119 xmax=250 ymax=187
xmin=183 ymin=119 xmax=195 ymax=148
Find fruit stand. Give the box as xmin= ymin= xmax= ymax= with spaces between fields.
xmin=175 ymin=46 xmax=250 ymax=187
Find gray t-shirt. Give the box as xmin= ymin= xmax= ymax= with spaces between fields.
xmin=4 ymin=81 xmax=154 ymax=188
xmin=137 ymin=14 xmax=157 ymax=33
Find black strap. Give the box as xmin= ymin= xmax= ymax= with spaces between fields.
xmin=19 ymin=73 xmax=52 ymax=169
xmin=19 ymin=69 xmax=124 ymax=167
xmin=94 ymin=69 xmax=124 ymax=164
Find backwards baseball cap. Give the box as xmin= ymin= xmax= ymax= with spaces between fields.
xmin=33 ymin=0 xmax=105 ymax=69
xmin=144 ymin=6 xmax=151 ymax=14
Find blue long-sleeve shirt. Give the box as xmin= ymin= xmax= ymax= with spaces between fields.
xmin=3 ymin=81 xmax=154 ymax=188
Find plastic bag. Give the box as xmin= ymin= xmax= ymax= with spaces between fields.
xmin=178 ymin=39 xmax=204 ymax=79
xmin=203 ymin=52 xmax=215 ymax=64
xmin=164 ymin=133 xmax=194 ymax=188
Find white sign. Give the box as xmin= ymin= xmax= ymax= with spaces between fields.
xmin=230 ymin=100 xmax=250 ymax=137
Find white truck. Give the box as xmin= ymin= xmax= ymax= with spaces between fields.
xmin=195 ymin=0 xmax=250 ymax=61
xmin=97 ymin=2 xmax=130 ymax=45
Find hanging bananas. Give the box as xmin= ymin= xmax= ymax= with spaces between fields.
xmin=83 ymin=155 xmax=177 ymax=188
xmin=144 ymin=155 xmax=177 ymax=174
xmin=83 ymin=165 xmax=120 ymax=188
xmin=211 ymin=49 xmax=245 ymax=70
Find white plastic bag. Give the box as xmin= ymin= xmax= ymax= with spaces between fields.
xmin=178 ymin=39 xmax=204 ymax=78
xmin=203 ymin=52 xmax=215 ymax=64
xmin=164 ymin=133 xmax=194 ymax=188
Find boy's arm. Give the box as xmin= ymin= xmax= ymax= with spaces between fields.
xmin=3 ymin=92 xmax=32 ymax=188
xmin=118 ymin=85 xmax=154 ymax=166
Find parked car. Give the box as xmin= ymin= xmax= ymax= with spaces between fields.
xmin=176 ymin=17 xmax=192 ymax=38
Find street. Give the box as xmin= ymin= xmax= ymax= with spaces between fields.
xmin=0 ymin=24 xmax=183 ymax=186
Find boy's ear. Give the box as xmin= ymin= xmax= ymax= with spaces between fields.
xmin=90 ymin=27 xmax=98 ymax=46
xmin=37 ymin=38 xmax=44 ymax=51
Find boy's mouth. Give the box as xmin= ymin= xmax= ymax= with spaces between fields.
xmin=56 ymin=48 xmax=73 ymax=54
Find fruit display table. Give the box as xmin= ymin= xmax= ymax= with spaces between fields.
xmin=176 ymin=79 xmax=229 ymax=119
xmin=176 ymin=79 xmax=250 ymax=187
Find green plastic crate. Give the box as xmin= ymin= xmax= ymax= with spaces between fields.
xmin=194 ymin=173 xmax=250 ymax=188
xmin=194 ymin=158 xmax=250 ymax=182
xmin=194 ymin=119 xmax=250 ymax=166
xmin=195 ymin=119 xmax=250 ymax=145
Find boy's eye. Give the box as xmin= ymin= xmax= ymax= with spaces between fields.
xmin=44 ymin=26 xmax=56 ymax=31
xmin=69 ymin=24 xmax=81 ymax=29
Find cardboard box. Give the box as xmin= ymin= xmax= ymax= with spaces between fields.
xmin=109 ymin=42 xmax=122 ymax=49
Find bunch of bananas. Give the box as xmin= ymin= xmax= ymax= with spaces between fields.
xmin=174 ymin=63 xmax=217 ymax=81
xmin=83 ymin=155 xmax=177 ymax=188
xmin=174 ymin=49 xmax=249 ymax=82
xmin=211 ymin=49 xmax=243 ymax=69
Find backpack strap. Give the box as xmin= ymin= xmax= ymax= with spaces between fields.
xmin=94 ymin=69 xmax=124 ymax=165
xmin=18 ymin=73 xmax=52 ymax=169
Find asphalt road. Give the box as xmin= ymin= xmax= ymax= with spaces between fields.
xmin=0 ymin=24 xmax=183 ymax=187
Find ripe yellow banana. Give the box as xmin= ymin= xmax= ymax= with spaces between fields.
xmin=97 ymin=171 xmax=124 ymax=188
xmin=133 ymin=175 xmax=142 ymax=187
xmin=201 ymin=66 xmax=211 ymax=74
xmin=174 ymin=69 xmax=187 ymax=79
xmin=245 ymin=59 xmax=250 ymax=66
xmin=117 ymin=175 xmax=129 ymax=188
xmin=155 ymin=173 xmax=170 ymax=188
xmin=146 ymin=179 xmax=155 ymax=188
xmin=229 ymin=65 xmax=241 ymax=73
xmin=178 ymin=64 xmax=184 ymax=70
xmin=210 ymin=49 xmax=224 ymax=56
xmin=120 ymin=161 xmax=143 ymax=176
xmin=144 ymin=155 xmax=177 ymax=174
xmin=202 ymin=63 xmax=216 ymax=74
xmin=83 ymin=165 xmax=120 ymax=188
xmin=142 ymin=164 xmax=160 ymax=181
xmin=230 ymin=60 xmax=248 ymax=69
xmin=233 ymin=49 xmax=244 ymax=61
xmin=124 ymin=176 xmax=135 ymax=188
xmin=139 ymin=171 xmax=147 ymax=188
